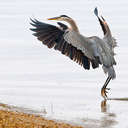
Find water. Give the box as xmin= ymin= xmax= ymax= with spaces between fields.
xmin=0 ymin=0 xmax=128 ymax=127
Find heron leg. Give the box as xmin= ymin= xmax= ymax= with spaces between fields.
xmin=101 ymin=77 xmax=111 ymax=100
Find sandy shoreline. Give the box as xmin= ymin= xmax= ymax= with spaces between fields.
xmin=0 ymin=103 xmax=83 ymax=128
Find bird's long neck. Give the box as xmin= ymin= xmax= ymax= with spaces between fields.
xmin=66 ymin=19 xmax=79 ymax=33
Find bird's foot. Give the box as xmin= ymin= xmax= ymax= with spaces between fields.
xmin=101 ymin=87 xmax=110 ymax=100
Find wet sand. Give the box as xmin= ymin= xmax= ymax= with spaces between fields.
xmin=1 ymin=100 xmax=127 ymax=128
xmin=0 ymin=103 xmax=82 ymax=128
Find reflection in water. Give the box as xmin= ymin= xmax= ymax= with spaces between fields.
xmin=100 ymin=100 xmax=117 ymax=128
xmin=101 ymin=100 xmax=108 ymax=113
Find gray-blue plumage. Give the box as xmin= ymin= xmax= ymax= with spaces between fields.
xmin=30 ymin=9 xmax=117 ymax=99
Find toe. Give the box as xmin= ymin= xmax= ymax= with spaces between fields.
xmin=106 ymin=88 xmax=110 ymax=90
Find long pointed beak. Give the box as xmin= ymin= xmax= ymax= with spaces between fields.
xmin=47 ymin=16 xmax=60 ymax=20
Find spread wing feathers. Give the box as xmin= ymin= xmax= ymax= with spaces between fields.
xmin=64 ymin=31 xmax=116 ymax=67
xmin=30 ymin=18 xmax=98 ymax=70
xmin=94 ymin=8 xmax=117 ymax=49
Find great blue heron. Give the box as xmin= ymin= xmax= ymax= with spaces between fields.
xmin=30 ymin=8 xmax=117 ymax=99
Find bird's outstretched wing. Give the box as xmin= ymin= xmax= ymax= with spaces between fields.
xmin=30 ymin=19 xmax=99 ymax=70
xmin=94 ymin=8 xmax=117 ymax=49
xmin=94 ymin=7 xmax=107 ymax=35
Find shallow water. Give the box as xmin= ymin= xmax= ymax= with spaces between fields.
xmin=0 ymin=0 xmax=128 ymax=127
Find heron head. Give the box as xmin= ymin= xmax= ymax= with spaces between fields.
xmin=47 ymin=15 xmax=71 ymax=21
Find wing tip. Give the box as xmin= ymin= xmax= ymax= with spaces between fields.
xmin=30 ymin=18 xmax=37 ymax=28
xmin=94 ymin=7 xmax=98 ymax=17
